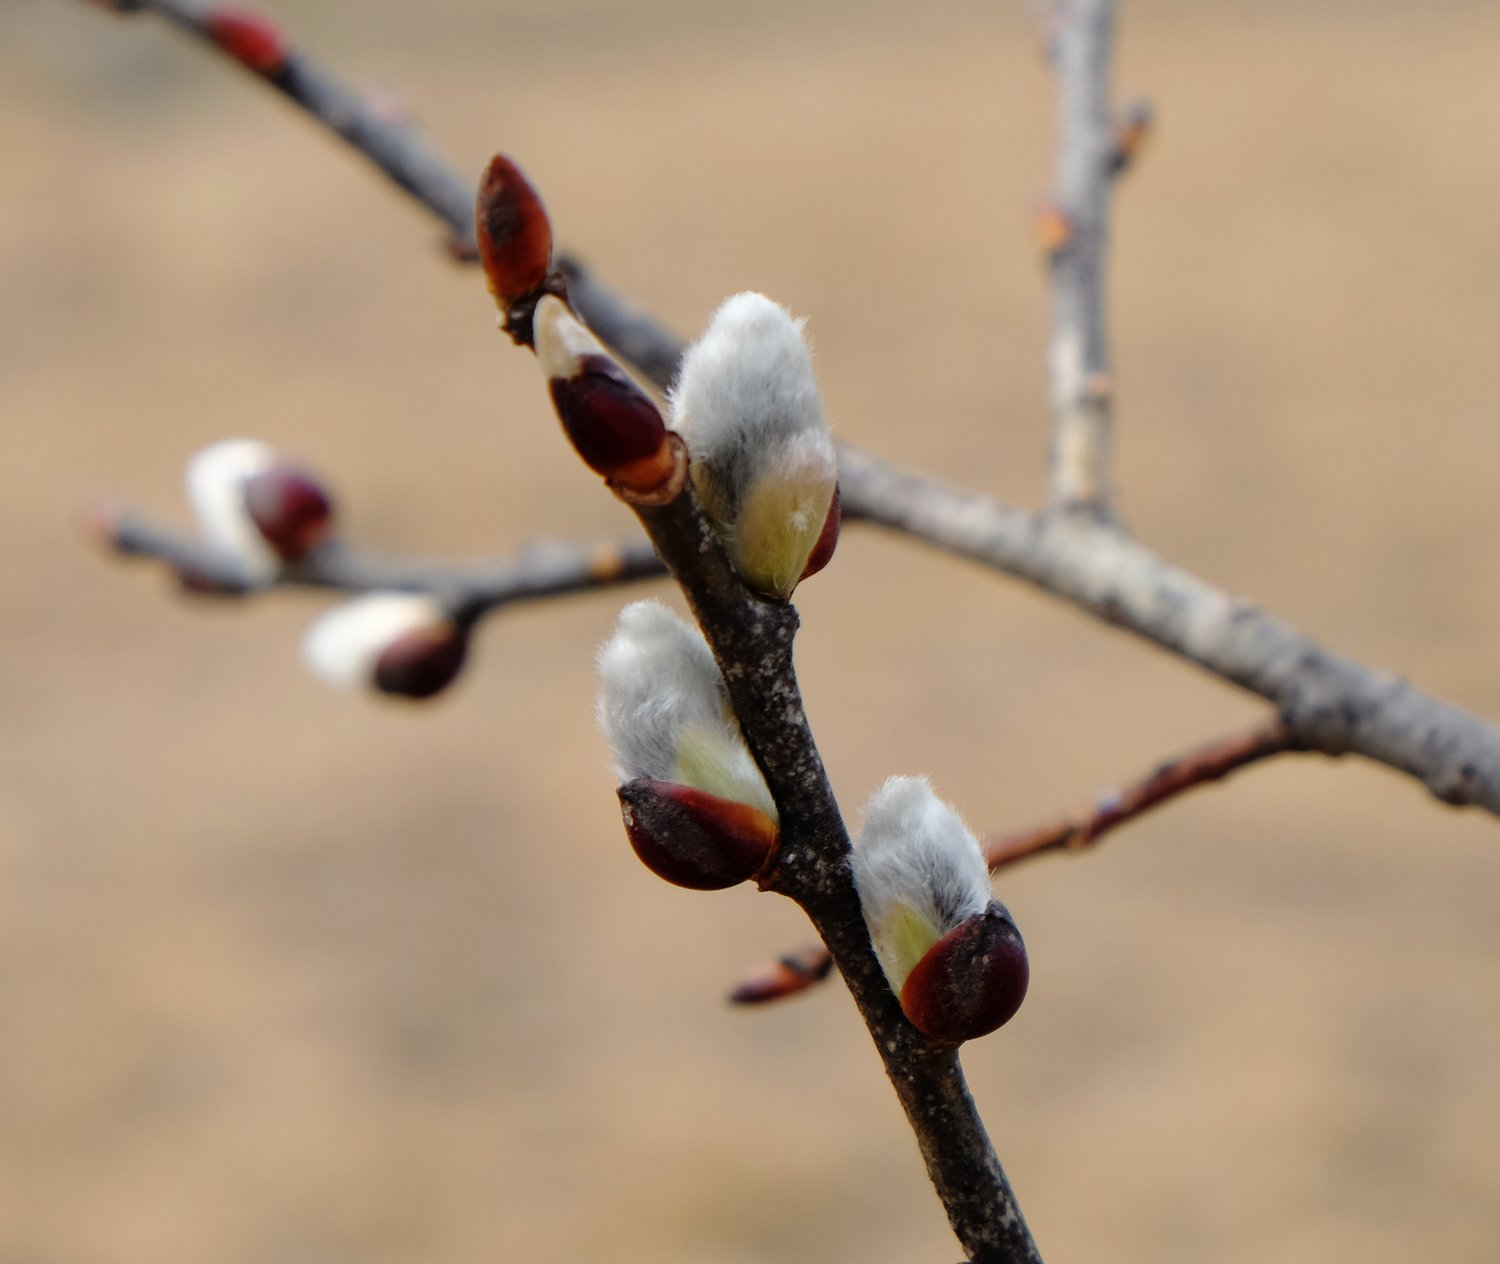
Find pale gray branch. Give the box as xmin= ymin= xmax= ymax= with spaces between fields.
xmin=104 ymin=507 xmax=666 ymax=620
xmin=839 ymin=445 xmax=1500 ymax=814
xmin=1046 ymin=0 xmax=1117 ymax=512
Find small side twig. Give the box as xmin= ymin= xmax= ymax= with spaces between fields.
xmin=983 ymin=716 xmax=1307 ymax=869
xmin=1044 ymin=0 xmax=1119 ymax=515
xmin=97 ymin=504 xmax=666 ymax=617
xmin=107 ymin=0 xmax=687 ymax=391
xmin=732 ymin=715 xmax=1305 ymax=1006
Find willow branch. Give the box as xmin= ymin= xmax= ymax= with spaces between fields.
xmin=838 ymin=446 xmax=1500 ymax=814
xmin=99 ymin=505 xmax=665 ymax=618
xmin=90 ymin=0 xmax=1500 ymax=814
xmin=733 ymin=717 xmax=1305 ymax=1005
xmin=623 ymin=482 xmax=1040 ymax=1264
xmin=109 ymin=0 xmax=686 ymax=392
xmin=1044 ymin=0 xmax=1117 ymax=513
xmin=983 ymin=717 xmax=1306 ymax=868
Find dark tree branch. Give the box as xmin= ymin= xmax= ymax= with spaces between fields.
xmin=982 ymin=717 xmax=1306 ymax=869
xmin=99 ymin=505 xmax=666 ymax=618
xmin=621 ymin=480 xmax=1041 ymax=1264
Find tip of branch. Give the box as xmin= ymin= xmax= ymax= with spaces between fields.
xmin=81 ymin=498 xmax=128 ymax=551
xmin=728 ymin=946 xmax=834 ymax=1005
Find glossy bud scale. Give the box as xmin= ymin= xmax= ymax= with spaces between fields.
xmin=899 ymin=901 xmax=1029 ymax=1044
xmin=618 ymin=778 xmax=777 ymax=890
xmin=476 ymin=154 xmax=554 ymax=317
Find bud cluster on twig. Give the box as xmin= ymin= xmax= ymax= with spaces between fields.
xmin=474 ymin=150 xmax=1029 ymax=1050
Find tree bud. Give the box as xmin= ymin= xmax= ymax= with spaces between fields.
xmin=617 ymin=777 xmax=777 ymax=890
xmin=242 ymin=463 xmax=333 ymax=560
xmin=534 ymin=296 xmax=686 ymax=503
xmin=204 ymin=8 xmax=289 ymax=75
xmin=185 ymin=439 xmax=334 ymax=581
xmin=1106 ymin=99 xmax=1155 ymax=178
xmin=475 ymin=154 xmax=554 ymax=315
xmin=302 ymin=592 xmax=466 ymax=699
xmin=185 ymin=439 xmax=278 ymax=583
xmin=852 ymin=777 xmax=1028 ymax=1043
xmin=899 ymin=900 xmax=1029 ymax=1044
xmin=670 ymin=292 xmax=838 ymax=598
xmin=597 ymin=600 xmax=776 ymax=818
xmin=799 ymin=484 xmax=841 ymax=583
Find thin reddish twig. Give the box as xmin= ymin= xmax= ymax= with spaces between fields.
xmin=734 ymin=715 xmax=1306 ymax=1005
xmin=983 ymin=717 xmax=1306 ymax=869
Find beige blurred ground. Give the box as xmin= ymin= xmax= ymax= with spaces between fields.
xmin=5 ymin=1 xmax=1500 ymax=1260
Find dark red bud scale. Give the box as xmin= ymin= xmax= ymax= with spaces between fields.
xmin=900 ymin=900 xmax=1029 ymax=1045
xmin=617 ymin=778 xmax=778 ymax=891
xmin=799 ymin=483 xmax=841 ymax=582
xmin=550 ymin=355 xmax=670 ymax=477
xmin=204 ymin=8 xmax=289 ymax=75
xmin=476 ymin=154 xmax=554 ymax=317
xmin=243 ymin=464 xmax=333 ymax=561
xmin=372 ymin=623 xmax=467 ymax=699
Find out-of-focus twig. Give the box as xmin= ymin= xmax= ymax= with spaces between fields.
xmin=982 ymin=717 xmax=1306 ymax=869
xmin=97 ymin=504 xmax=666 ymax=619
xmin=1044 ymin=0 xmax=1118 ymax=514
xmin=109 ymin=0 xmax=687 ymax=391
xmin=731 ymin=717 xmax=1307 ymax=1007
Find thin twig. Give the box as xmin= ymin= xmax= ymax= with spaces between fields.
xmin=1045 ymin=0 xmax=1118 ymax=514
xmin=118 ymin=0 xmax=687 ymax=392
xmin=100 ymin=505 xmax=666 ymax=618
xmin=732 ymin=716 xmax=1304 ymax=1005
xmin=983 ymin=717 xmax=1305 ymax=869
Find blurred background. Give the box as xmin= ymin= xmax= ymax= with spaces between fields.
xmin=6 ymin=1 xmax=1500 ymax=1260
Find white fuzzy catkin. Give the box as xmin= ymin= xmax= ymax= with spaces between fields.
xmin=852 ymin=776 xmax=993 ymax=992
xmin=301 ymin=592 xmax=450 ymax=691
xmin=596 ymin=600 xmax=776 ymax=819
xmin=184 ymin=438 xmax=279 ymax=583
xmin=669 ymin=293 xmax=836 ymax=598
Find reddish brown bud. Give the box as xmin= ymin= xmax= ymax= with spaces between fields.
xmin=476 ymin=154 xmax=554 ymax=309
xmin=534 ymin=296 xmax=686 ymax=502
xmin=899 ymin=900 xmax=1029 ymax=1044
xmin=372 ymin=622 xmax=468 ymax=699
xmin=729 ymin=945 xmax=834 ymax=1005
xmin=798 ymin=483 xmax=841 ymax=582
xmin=1107 ymin=99 xmax=1155 ymax=178
xmin=243 ymin=464 xmax=333 ymax=561
xmin=204 ymin=8 xmax=289 ymax=75
xmin=1035 ymin=202 xmax=1073 ymax=258
xmin=550 ymin=357 xmax=668 ymax=477
xmin=617 ymin=778 xmax=778 ymax=891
